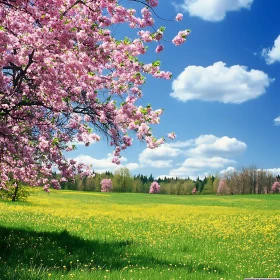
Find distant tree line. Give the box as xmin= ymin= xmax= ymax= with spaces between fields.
xmin=2 ymin=166 xmax=279 ymax=201
xmin=53 ymin=167 xmax=216 ymax=194
xmin=52 ymin=166 xmax=280 ymax=195
xmin=218 ymin=166 xmax=280 ymax=195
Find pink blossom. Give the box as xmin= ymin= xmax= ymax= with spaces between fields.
xmin=84 ymin=115 xmax=91 ymax=122
xmin=271 ymin=181 xmax=280 ymax=193
xmin=217 ymin=179 xmax=230 ymax=195
xmin=168 ymin=132 xmax=176 ymax=139
xmin=155 ymin=45 xmax=164 ymax=53
xmin=138 ymin=30 xmax=153 ymax=42
xmin=154 ymin=32 xmax=163 ymax=41
xmin=38 ymin=137 xmax=49 ymax=151
xmin=147 ymin=0 xmax=158 ymax=7
xmin=101 ymin=178 xmax=113 ymax=192
xmin=66 ymin=146 xmax=73 ymax=152
xmin=149 ymin=181 xmax=161 ymax=194
xmin=176 ymin=13 xmax=183 ymax=21
xmin=172 ymin=30 xmax=191 ymax=46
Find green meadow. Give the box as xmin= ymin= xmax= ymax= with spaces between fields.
xmin=0 ymin=190 xmax=280 ymax=279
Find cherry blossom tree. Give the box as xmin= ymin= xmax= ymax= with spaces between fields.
xmin=271 ymin=181 xmax=280 ymax=193
xmin=217 ymin=179 xmax=230 ymax=195
xmin=100 ymin=178 xmax=112 ymax=192
xmin=0 ymin=0 xmax=190 ymax=195
xmin=149 ymin=181 xmax=160 ymax=194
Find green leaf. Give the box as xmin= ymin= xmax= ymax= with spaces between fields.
xmin=152 ymin=60 xmax=161 ymax=67
xmin=52 ymin=138 xmax=59 ymax=145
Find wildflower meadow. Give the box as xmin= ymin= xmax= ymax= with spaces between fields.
xmin=0 ymin=189 xmax=280 ymax=279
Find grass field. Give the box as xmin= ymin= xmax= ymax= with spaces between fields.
xmin=0 ymin=190 xmax=280 ymax=280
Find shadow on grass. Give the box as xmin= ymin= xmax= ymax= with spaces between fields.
xmin=0 ymin=226 xmax=223 ymax=279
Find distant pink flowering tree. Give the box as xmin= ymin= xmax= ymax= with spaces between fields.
xmin=149 ymin=181 xmax=161 ymax=194
xmin=271 ymin=181 xmax=280 ymax=193
xmin=100 ymin=179 xmax=113 ymax=192
xmin=217 ymin=179 xmax=230 ymax=195
xmin=192 ymin=187 xmax=197 ymax=195
xmin=0 ymin=0 xmax=190 ymax=196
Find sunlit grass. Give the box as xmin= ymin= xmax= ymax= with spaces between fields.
xmin=0 ymin=190 xmax=280 ymax=279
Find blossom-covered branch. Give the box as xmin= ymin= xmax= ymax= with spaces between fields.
xmin=0 ymin=0 xmax=190 ymax=192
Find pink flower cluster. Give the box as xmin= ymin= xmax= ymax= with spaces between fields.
xmin=155 ymin=45 xmax=164 ymax=53
xmin=217 ymin=179 xmax=229 ymax=195
xmin=172 ymin=30 xmax=191 ymax=46
xmin=271 ymin=181 xmax=280 ymax=193
xmin=149 ymin=181 xmax=161 ymax=194
xmin=101 ymin=179 xmax=113 ymax=192
xmin=147 ymin=0 xmax=158 ymax=7
xmin=175 ymin=13 xmax=183 ymax=21
xmin=168 ymin=132 xmax=176 ymax=140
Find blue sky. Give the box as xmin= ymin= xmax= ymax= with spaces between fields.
xmin=69 ymin=0 xmax=280 ymax=179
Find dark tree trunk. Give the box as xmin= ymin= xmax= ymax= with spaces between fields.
xmin=12 ymin=183 xmax=18 ymax=202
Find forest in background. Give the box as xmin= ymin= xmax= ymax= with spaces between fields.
xmin=56 ymin=166 xmax=280 ymax=195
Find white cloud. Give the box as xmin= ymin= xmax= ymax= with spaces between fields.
xmin=187 ymin=135 xmax=247 ymax=157
xmin=262 ymin=35 xmax=280 ymax=64
xmin=178 ymin=0 xmax=253 ymax=22
xmin=169 ymin=157 xmax=235 ymax=178
xmin=72 ymin=154 xmax=139 ymax=173
xmin=69 ymin=134 xmax=246 ymax=179
xmin=274 ymin=116 xmax=280 ymax=126
xmin=264 ymin=168 xmax=280 ymax=176
xmin=194 ymin=134 xmax=217 ymax=145
xmin=168 ymin=140 xmax=194 ymax=148
xmin=220 ymin=166 xmax=236 ymax=175
xmin=139 ymin=145 xmax=181 ymax=168
xmin=182 ymin=157 xmax=236 ymax=169
xmin=125 ymin=163 xmax=140 ymax=171
xmin=170 ymin=62 xmax=273 ymax=104
xmin=168 ymin=135 xmax=246 ymax=157
xmin=153 ymin=135 xmax=246 ymax=179
xmin=136 ymin=134 xmax=246 ymax=177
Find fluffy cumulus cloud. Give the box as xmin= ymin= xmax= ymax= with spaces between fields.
xmin=137 ymin=134 xmax=246 ymax=179
xmin=262 ymin=35 xmax=280 ymax=64
xmin=220 ymin=166 xmax=236 ymax=175
xmin=169 ymin=157 xmax=235 ymax=178
xmin=187 ymin=135 xmax=247 ymax=157
xmin=139 ymin=145 xmax=181 ymax=168
xmin=178 ymin=0 xmax=254 ymax=22
xmin=72 ymin=134 xmax=247 ymax=178
xmin=168 ymin=140 xmax=194 ymax=148
xmin=182 ymin=157 xmax=235 ymax=169
xmin=274 ymin=116 xmax=280 ymax=125
xmin=72 ymin=154 xmax=139 ymax=173
xmin=170 ymin=62 xmax=272 ymax=104
xmin=265 ymin=168 xmax=280 ymax=176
